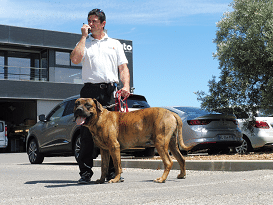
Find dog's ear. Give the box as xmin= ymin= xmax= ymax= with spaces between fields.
xmin=93 ymin=98 xmax=103 ymax=112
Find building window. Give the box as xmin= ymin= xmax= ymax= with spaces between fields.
xmin=55 ymin=51 xmax=82 ymax=67
xmin=54 ymin=51 xmax=82 ymax=84
xmin=8 ymin=57 xmax=31 ymax=81
xmin=0 ymin=55 xmax=4 ymax=79
xmin=56 ymin=51 xmax=70 ymax=66
xmin=0 ymin=51 xmax=47 ymax=81
xmin=54 ymin=67 xmax=82 ymax=84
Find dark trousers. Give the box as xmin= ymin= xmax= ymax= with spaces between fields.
xmin=78 ymin=83 xmax=116 ymax=176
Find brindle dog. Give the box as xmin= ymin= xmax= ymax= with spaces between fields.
xmin=74 ymin=98 xmax=193 ymax=183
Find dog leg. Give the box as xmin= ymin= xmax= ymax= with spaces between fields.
xmin=95 ymin=149 xmax=110 ymax=184
xmin=108 ymin=142 xmax=122 ymax=183
xmin=154 ymin=140 xmax=173 ymax=183
xmin=169 ymin=136 xmax=186 ymax=179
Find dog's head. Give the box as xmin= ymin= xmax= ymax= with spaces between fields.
xmin=74 ymin=98 xmax=103 ymax=125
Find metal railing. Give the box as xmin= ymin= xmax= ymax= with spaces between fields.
xmin=0 ymin=65 xmax=48 ymax=82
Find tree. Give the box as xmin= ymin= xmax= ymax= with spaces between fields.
xmin=196 ymin=0 xmax=273 ymax=116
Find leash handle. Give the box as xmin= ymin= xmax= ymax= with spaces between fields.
xmin=115 ymin=90 xmax=129 ymax=112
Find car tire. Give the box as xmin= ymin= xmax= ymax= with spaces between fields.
xmin=27 ymin=139 xmax=44 ymax=164
xmin=235 ymin=136 xmax=252 ymax=154
xmin=74 ymin=134 xmax=81 ymax=163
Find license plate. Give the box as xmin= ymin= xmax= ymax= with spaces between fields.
xmin=218 ymin=135 xmax=235 ymax=141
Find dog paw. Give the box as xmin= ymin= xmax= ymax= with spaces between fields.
xmin=177 ymin=174 xmax=186 ymax=179
xmin=108 ymin=178 xmax=119 ymax=183
xmin=153 ymin=177 xmax=166 ymax=183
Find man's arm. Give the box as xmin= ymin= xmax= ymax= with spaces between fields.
xmin=70 ymin=24 xmax=89 ymax=64
xmin=118 ymin=63 xmax=130 ymax=98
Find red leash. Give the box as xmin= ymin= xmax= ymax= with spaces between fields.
xmin=115 ymin=90 xmax=129 ymax=112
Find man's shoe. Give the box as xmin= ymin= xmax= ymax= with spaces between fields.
xmin=78 ymin=171 xmax=93 ymax=184
xmin=119 ymin=177 xmax=125 ymax=182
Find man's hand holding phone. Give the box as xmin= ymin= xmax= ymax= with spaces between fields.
xmin=81 ymin=24 xmax=91 ymax=37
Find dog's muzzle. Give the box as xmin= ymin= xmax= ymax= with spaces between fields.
xmin=74 ymin=108 xmax=87 ymax=125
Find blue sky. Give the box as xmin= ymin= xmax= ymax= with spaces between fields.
xmin=0 ymin=0 xmax=233 ymax=107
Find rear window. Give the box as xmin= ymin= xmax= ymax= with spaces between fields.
xmin=174 ymin=107 xmax=211 ymax=119
xmin=127 ymin=97 xmax=150 ymax=109
xmin=234 ymin=109 xmax=273 ymax=118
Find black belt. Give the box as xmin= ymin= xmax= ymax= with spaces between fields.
xmin=84 ymin=82 xmax=116 ymax=89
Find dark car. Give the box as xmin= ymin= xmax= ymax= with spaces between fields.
xmin=163 ymin=106 xmax=243 ymax=154
xmin=26 ymin=94 xmax=152 ymax=164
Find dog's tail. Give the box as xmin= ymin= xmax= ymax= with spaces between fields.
xmin=173 ymin=113 xmax=194 ymax=151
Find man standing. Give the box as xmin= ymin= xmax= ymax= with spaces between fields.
xmin=70 ymin=8 xmax=130 ymax=184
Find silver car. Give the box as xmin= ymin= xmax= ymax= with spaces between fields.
xmin=163 ymin=107 xmax=243 ymax=154
xmin=26 ymin=94 xmax=152 ymax=164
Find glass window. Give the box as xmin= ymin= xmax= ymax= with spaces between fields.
xmin=55 ymin=67 xmax=82 ymax=84
xmin=56 ymin=52 xmax=70 ymax=66
xmin=63 ymin=99 xmax=77 ymax=116
xmin=174 ymin=107 xmax=212 ymax=119
xmin=47 ymin=103 xmax=66 ymax=121
xmin=8 ymin=57 xmax=30 ymax=80
xmin=0 ymin=56 xmax=4 ymax=79
xmin=0 ymin=122 xmax=3 ymax=132
xmin=127 ymin=99 xmax=150 ymax=108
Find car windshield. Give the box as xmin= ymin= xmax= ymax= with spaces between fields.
xmin=173 ymin=107 xmax=212 ymax=119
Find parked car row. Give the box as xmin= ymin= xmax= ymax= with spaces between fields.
xmin=26 ymin=93 xmax=273 ymax=164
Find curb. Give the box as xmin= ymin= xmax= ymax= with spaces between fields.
xmin=94 ymin=159 xmax=273 ymax=171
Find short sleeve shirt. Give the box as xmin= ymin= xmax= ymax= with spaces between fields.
xmin=81 ymin=33 xmax=128 ymax=84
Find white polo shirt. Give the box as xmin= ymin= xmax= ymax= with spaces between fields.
xmin=81 ymin=33 xmax=128 ymax=84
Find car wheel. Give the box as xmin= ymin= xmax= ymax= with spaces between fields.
xmin=235 ymin=137 xmax=252 ymax=154
xmin=74 ymin=135 xmax=81 ymax=163
xmin=27 ymin=139 xmax=44 ymax=164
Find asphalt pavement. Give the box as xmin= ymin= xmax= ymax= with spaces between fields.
xmin=1 ymin=153 xmax=273 ymax=205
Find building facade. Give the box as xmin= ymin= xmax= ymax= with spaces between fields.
xmin=0 ymin=25 xmax=133 ymax=151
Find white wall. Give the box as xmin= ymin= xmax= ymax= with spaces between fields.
xmin=37 ymin=99 xmax=62 ymax=120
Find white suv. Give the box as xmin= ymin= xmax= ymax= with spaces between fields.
xmin=0 ymin=120 xmax=8 ymax=150
xmin=235 ymin=112 xmax=273 ymax=154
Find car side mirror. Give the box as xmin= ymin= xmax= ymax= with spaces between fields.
xmin=39 ymin=114 xmax=46 ymax=122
